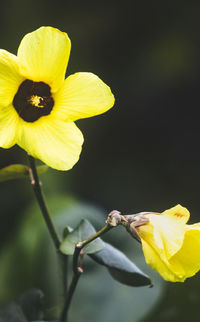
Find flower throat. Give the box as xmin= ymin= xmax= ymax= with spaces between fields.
xmin=13 ymin=79 xmax=54 ymax=122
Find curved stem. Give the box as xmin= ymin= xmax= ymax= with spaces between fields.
xmin=61 ymin=223 xmax=113 ymax=321
xmin=28 ymin=155 xmax=69 ymax=319
xmin=27 ymin=154 xmax=61 ymax=250
xmin=73 ymin=222 xmax=112 ymax=273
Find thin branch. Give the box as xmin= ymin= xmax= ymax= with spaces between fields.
xmin=60 ymin=267 xmax=83 ymax=322
xmin=73 ymin=222 xmax=112 ymax=273
xmin=61 ymin=222 xmax=113 ymax=321
xmin=27 ymin=154 xmax=61 ymax=250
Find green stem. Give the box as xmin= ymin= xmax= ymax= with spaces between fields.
xmin=61 ymin=223 xmax=113 ymax=322
xmin=62 ymin=256 xmax=68 ymax=296
xmin=28 ymin=155 xmax=69 ymax=320
xmin=60 ymin=269 xmax=82 ymax=322
xmin=73 ymin=222 xmax=112 ymax=273
xmin=27 ymin=154 xmax=61 ymax=250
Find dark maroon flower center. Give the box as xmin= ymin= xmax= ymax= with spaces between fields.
xmin=13 ymin=79 xmax=54 ymax=122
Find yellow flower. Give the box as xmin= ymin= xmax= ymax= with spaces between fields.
xmin=132 ymin=205 xmax=200 ymax=282
xmin=0 ymin=27 xmax=114 ymax=170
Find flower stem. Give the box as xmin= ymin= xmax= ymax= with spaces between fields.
xmin=60 ymin=268 xmax=82 ymax=322
xmin=61 ymin=222 xmax=113 ymax=321
xmin=28 ymin=155 xmax=69 ymax=317
xmin=73 ymin=222 xmax=112 ymax=273
xmin=27 ymin=154 xmax=61 ymax=250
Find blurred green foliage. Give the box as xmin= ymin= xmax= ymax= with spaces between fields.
xmin=0 ymin=194 xmax=163 ymax=321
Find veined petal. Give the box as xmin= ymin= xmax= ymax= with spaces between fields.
xmin=0 ymin=105 xmax=20 ymax=148
xmin=138 ymin=204 xmax=189 ymax=260
xmin=17 ymin=27 xmax=71 ymax=92
xmin=138 ymin=205 xmax=200 ymax=282
xmin=52 ymin=72 xmax=115 ymax=121
xmin=169 ymin=224 xmax=200 ymax=278
xmin=17 ymin=118 xmax=84 ymax=170
xmin=162 ymin=204 xmax=190 ymax=224
xmin=141 ymin=239 xmax=184 ymax=282
xmin=0 ymin=50 xmax=24 ymax=106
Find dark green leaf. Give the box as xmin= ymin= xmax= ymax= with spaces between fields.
xmin=60 ymin=219 xmax=104 ymax=255
xmin=16 ymin=289 xmax=44 ymax=321
xmin=0 ymin=289 xmax=44 ymax=322
xmin=90 ymin=242 xmax=152 ymax=287
xmin=0 ymin=302 xmax=27 ymax=322
xmin=0 ymin=164 xmax=48 ymax=182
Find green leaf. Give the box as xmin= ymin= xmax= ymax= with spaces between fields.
xmin=16 ymin=289 xmax=44 ymax=321
xmin=0 ymin=302 xmax=27 ymax=322
xmin=0 ymin=289 xmax=44 ymax=322
xmin=62 ymin=226 xmax=73 ymax=239
xmin=0 ymin=164 xmax=29 ymax=182
xmin=60 ymin=219 xmax=104 ymax=255
xmin=90 ymin=242 xmax=152 ymax=287
xmin=0 ymin=164 xmax=48 ymax=182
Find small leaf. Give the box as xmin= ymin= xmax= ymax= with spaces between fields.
xmin=0 ymin=164 xmax=48 ymax=182
xmin=62 ymin=226 xmax=73 ymax=239
xmin=90 ymin=242 xmax=152 ymax=287
xmin=60 ymin=219 xmax=104 ymax=255
xmin=0 ymin=164 xmax=29 ymax=182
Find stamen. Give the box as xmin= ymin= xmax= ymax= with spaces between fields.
xmin=29 ymin=95 xmax=44 ymax=108
xmin=13 ymin=79 xmax=54 ymax=122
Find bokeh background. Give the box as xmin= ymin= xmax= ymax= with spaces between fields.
xmin=1 ymin=0 xmax=200 ymax=321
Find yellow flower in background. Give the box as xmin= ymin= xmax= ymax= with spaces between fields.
xmin=0 ymin=27 xmax=114 ymax=170
xmin=133 ymin=205 xmax=200 ymax=282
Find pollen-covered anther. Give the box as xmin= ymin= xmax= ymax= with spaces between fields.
xmin=28 ymin=95 xmax=44 ymax=108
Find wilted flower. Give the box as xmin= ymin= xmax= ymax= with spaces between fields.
xmin=0 ymin=27 xmax=114 ymax=170
xmin=131 ymin=204 xmax=200 ymax=282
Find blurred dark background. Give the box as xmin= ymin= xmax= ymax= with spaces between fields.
xmin=1 ymin=0 xmax=200 ymax=321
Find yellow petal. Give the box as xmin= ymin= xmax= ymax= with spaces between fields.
xmin=17 ymin=27 xmax=71 ymax=92
xmin=138 ymin=206 xmax=200 ymax=282
xmin=52 ymin=72 xmax=115 ymax=121
xmin=162 ymin=204 xmax=190 ymax=224
xmin=141 ymin=239 xmax=184 ymax=282
xmin=169 ymin=224 xmax=200 ymax=278
xmin=0 ymin=105 xmax=20 ymax=148
xmin=17 ymin=117 xmax=83 ymax=170
xmin=0 ymin=50 xmax=24 ymax=106
xmin=138 ymin=204 xmax=189 ymax=260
